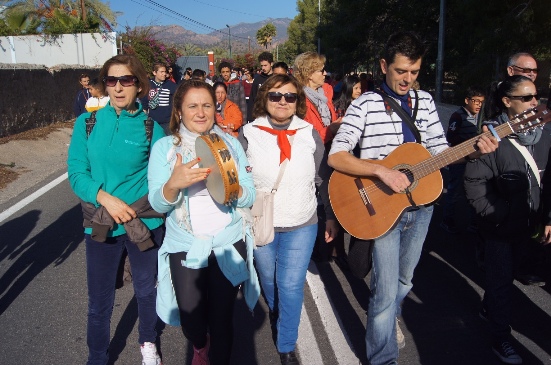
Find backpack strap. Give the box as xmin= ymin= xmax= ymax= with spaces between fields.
xmin=144 ymin=116 xmax=154 ymax=156
xmin=85 ymin=111 xmax=98 ymax=137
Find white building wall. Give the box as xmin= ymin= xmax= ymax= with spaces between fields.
xmin=0 ymin=32 xmax=117 ymax=67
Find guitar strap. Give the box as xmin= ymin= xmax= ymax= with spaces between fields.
xmin=373 ymin=89 xmax=421 ymax=143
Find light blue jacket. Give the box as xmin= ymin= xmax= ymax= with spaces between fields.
xmin=148 ymin=126 xmax=259 ymax=326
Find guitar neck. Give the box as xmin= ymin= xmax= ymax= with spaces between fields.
xmin=412 ymin=122 xmax=513 ymax=180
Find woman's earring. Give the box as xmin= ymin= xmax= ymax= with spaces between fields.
xmin=179 ymin=114 xmax=182 ymax=121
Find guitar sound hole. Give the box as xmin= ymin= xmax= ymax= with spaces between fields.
xmin=394 ymin=165 xmax=418 ymax=192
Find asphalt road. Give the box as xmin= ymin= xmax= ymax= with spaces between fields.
xmin=0 ymin=104 xmax=550 ymax=364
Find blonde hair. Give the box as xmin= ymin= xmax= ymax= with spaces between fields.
xmin=293 ymin=52 xmax=326 ymax=85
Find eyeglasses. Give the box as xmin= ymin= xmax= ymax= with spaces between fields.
xmin=469 ymin=98 xmax=484 ymax=106
xmin=317 ymin=67 xmax=326 ymax=74
xmin=511 ymin=65 xmax=538 ymax=74
xmin=267 ymin=92 xmax=298 ymax=103
xmin=507 ymin=94 xmax=539 ymax=102
xmin=103 ymin=75 xmax=138 ymax=87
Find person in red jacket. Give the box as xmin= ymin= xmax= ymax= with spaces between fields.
xmin=214 ymin=82 xmax=243 ymax=137
xmin=293 ymin=52 xmax=340 ymax=144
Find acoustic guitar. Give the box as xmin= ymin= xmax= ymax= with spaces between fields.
xmin=328 ymin=105 xmax=551 ymax=240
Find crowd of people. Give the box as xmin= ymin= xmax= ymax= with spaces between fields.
xmin=68 ymin=30 xmax=550 ymax=365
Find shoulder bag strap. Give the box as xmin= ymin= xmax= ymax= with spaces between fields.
xmin=509 ymin=138 xmax=541 ymax=187
xmin=373 ymin=89 xmax=421 ymax=143
xmin=271 ymin=135 xmax=295 ymax=192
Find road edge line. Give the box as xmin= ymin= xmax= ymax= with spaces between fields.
xmin=0 ymin=172 xmax=68 ymax=223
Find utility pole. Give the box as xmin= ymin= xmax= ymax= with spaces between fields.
xmin=80 ymin=0 xmax=86 ymax=22
xmin=317 ymin=0 xmax=321 ymax=54
xmin=226 ymin=25 xmax=232 ymax=59
xmin=435 ymin=0 xmax=445 ymax=102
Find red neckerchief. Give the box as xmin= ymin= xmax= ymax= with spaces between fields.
xmin=255 ymin=126 xmax=297 ymax=164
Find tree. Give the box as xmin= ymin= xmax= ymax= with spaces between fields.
xmin=0 ymin=0 xmax=118 ymax=36
xmin=256 ymin=23 xmax=276 ymax=49
xmin=282 ymin=0 xmax=321 ymax=63
xmin=121 ymin=27 xmax=182 ymax=73
xmin=319 ymin=0 xmax=551 ymax=103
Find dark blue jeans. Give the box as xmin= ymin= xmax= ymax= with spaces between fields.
xmin=483 ymin=238 xmax=514 ymax=342
xmin=85 ymin=226 xmax=163 ymax=365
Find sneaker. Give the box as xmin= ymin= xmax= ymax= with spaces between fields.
xmin=396 ymin=318 xmax=405 ymax=349
xmin=279 ymin=350 xmax=300 ymax=365
xmin=140 ymin=342 xmax=162 ymax=365
xmin=492 ymin=341 xmax=522 ymax=364
xmin=192 ymin=335 xmax=210 ymax=365
xmin=515 ymin=273 xmax=546 ymax=287
xmin=440 ymin=219 xmax=459 ymax=234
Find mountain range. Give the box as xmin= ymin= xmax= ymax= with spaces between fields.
xmin=147 ymin=17 xmax=291 ymax=52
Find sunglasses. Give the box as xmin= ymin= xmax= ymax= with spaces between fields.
xmin=317 ymin=66 xmax=326 ymax=73
xmin=103 ymin=75 xmax=138 ymax=87
xmin=508 ymin=94 xmax=539 ymax=102
xmin=511 ymin=65 xmax=538 ymax=74
xmin=267 ymin=92 xmax=298 ymax=103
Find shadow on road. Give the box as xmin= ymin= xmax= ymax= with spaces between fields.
xmin=0 ymin=204 xmax=83 ymax=315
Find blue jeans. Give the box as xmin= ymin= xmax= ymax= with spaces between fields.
xmin=85 ymin=226 xmax=162 ymax=365
xmin=365 ymin=206 xmax=433 ymax=365
xmin=254 ymin=223 xmax=317 ymax=353
xmin=483 ymin=238 xmax=514 ymax=342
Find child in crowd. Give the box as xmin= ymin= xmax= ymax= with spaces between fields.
xmin=85 ymin=78 xmax=109 ymax=112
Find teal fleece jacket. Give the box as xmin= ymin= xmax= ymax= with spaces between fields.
xmin=67 ymin=102 xmax=166 ymax=237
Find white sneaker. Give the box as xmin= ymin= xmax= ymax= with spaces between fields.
xmin=396 ymin=318 xmax=405 ymax=349
xmin=141 ymin=342 xmax=162 ymax=365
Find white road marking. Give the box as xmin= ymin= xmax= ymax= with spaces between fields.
xmin=298 ymin=302 xmax=324 ymax=364
xmin=304 ymin=260 xmax=358 ymax=365
xmin=0 ymin=173 xmax=68 ymax=223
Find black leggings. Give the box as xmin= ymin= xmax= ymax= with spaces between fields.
xmin=169 ymin=240 xmax=246 ymax=365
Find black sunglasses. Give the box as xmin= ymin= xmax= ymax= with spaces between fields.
xmin=508 ymin=94 xmax=539 ymax=102
xmin=103 ymin=75 xmax=138 ymax=87
xmin=267 ymin=92 xmax=298 ymax=103
xmin=511 ymin=65 xmax=538 ymax=74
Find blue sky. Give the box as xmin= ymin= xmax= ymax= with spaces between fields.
xmin=110 ymin=0 xmax=299 ymax=34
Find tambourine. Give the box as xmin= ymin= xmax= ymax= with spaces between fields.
xmin=195 ymin=133 xmax=240 ymax=205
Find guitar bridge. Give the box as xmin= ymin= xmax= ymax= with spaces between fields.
xmin=354 ymin=178 xmax=376 ymax=216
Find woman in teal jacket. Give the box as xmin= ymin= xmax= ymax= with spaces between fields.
xmin=148 ymin=80 xmax=259 ymax=365
xmin=67 ymin=54 xmax=165 ymax=365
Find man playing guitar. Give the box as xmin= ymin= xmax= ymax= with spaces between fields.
xmin=327 ymin=31 xmax=498 ymax=365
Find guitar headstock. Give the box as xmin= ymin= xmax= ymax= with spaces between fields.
xmin=510 ymin=105 xmax=551 ymax=134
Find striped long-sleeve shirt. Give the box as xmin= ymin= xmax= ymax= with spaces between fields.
xmin=329 ymin=90 xmax=449 ymax=160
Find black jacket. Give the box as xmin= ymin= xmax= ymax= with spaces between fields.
xmin=247 ymin=72 xmax=271 ymax=122
xmin=464 ymin=132 xmax=551 ymax=241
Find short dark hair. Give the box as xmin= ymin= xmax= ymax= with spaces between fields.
xmin=465 ymin=86 xmax=485 ymax=99
xmin=79 ymin=73 xmax=90 ymax=81
xmin=382 ymin=31 xmax=427 ymax=65
xmin=212 ymin=81 xmax=227 ymax=92
xmin=98 ymin=54 xmax=149 ymax=98
xmin=258 ymin=51 xmax=274 ymax=63
xmin=218 ymin=61 xmax=232 ymax=73
xmin=89 ymin=78 xmax=101 ymax=88
xmin=192 ymin=69 xmax=206 ymax=78
xmin=273 ymin=62 xmax=289 ymax=72
xmin=252 ymin=74 xmax=306 ymax=120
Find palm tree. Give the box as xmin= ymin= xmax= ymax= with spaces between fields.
xmin=0 ymin=0 xmax=117 ymax=35
xmin=256 ymin=23 xmax=276 ymax=49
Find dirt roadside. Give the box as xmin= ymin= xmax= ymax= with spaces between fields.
xmin=0 ymin=121 xmax=74 ymax=205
